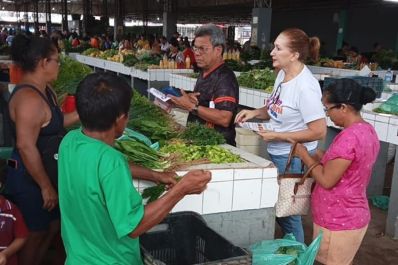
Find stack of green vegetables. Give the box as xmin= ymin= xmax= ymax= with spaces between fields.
xmin=180 ymin=122 xmax=225 ymax=146
xmin=123 ymin=54 xmax=139 ymax=67
xmin=237 ymin=68 xmax=276 ymax=93
xmin=53 ymin=55 xmax=93 ymax=96
xmin=160 ymin=141 xmax=242 ymax=164
xmin=115 ymin=139 xmax=170 ymax=170
xmin=128 ymin=91 xmax=180 ymax=143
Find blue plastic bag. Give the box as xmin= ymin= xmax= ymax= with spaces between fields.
xmin=250 ymin=232 xmax=323 ymax=265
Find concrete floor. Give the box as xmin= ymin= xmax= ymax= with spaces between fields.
xmin=276 ymin=204 xmax=398 ymax=265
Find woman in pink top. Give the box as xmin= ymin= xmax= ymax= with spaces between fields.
xmin=292 ymin=78 xmax=379 ymax=265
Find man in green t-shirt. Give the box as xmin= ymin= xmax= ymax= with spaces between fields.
xmin=58 ymin=73 xmax=211 ymax=265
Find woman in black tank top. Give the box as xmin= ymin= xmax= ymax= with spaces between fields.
xmin=6 ymin=34 xmax=79 ymax=265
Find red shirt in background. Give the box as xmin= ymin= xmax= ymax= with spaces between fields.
xmin=9 ymin=64 xmax=23 ymax=84
xmin=183 ymin=48 xmax=196 ymax=65
xmin=0 ymin=197 xmax=29 ymax=265
xmin=90 ymin=37 xmax=99 ymax=49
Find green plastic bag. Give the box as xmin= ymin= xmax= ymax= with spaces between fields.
xmin=118 ymin=128 xmax=160 ymax=150
xmin=250 ymin=232 xmax=323 ymax=265
xmin=374 ymin=94 xmax=398 ymax=115
xmin=369 ymin=195 xmax=389 ymax=211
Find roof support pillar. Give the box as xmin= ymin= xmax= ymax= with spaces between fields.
xmin=33 ymin=0 xmax=39 ymax=35
xmin=62 ymin=0 xmax=69 ymax=33
xmin=162 ymin=0 xmax=177 ymax=40
xmin=114 ymin=0 xmax=124 ymax=41
xmin=250 ymin=7 xmax=272 ymax=50
xmin=45 ymin=0 xmax=52 ymax=35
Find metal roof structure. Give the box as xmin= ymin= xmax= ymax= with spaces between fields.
xmin=1 ymin=0 xmax=396 ymax=24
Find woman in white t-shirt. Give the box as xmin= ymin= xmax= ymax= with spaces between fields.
xmin=235 ymin=28 xmax=326 ymax=243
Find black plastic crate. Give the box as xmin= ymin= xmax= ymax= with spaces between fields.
xmin=323 ymin=76 xmax=384 ymax=98
xmin=140 ymin=211 xmax=251 ymax=265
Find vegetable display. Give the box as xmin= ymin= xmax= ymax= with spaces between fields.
xmin=180 ymin=122 xmax=225 ymax=146
xmin=160 ymin=141 xmax=242 ymax=164
xmin=237 ymin=68 xmax=276 ymax=93
xmin=129 ymin=91 xmax=180 ymax=142
xmin=53 ymin=55 xmax=92 ymax=95
xmin=115 ymin=139 xmax=169 ymax=170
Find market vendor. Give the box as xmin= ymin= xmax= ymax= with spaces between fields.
xmin=58 ymin=72 xmax=211 ymax=265
xmin=169 ymin=24 xmax=239 ymax=146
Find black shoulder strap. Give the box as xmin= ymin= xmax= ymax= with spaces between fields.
xmin=9 ymin=84 xmax=52 ymax=107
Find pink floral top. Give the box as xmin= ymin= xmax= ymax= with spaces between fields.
xmin=312 ymin=122 xmax=380 ymax=231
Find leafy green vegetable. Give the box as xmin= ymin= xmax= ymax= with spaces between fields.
xmin=180 ymin=122 xmax=225 ymax=146
xmin=128 ymin=91 xmax=180 ymax=143
xmin=160 ymin=141 xmax=242 ymax=164
xmin=53 ymin=55 xmax=92 ymax=95
xmin=237 ymin=68 xmax=276 ymax=92
xmin=142 ymin=176 xmax=182 ymax=203
xmin=123 ymin=54 xmax=138 ymax=67
xmin=115 ymin=139 xmax=169 ymax=169
xmin=224 ymin=59 xmax=252 ymax=72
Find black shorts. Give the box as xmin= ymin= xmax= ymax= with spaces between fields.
xmin=4 ymin=150 xmax=60 ymax=231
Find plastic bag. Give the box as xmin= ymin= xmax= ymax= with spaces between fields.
xmin=118 ymin=128 xmax=160 ymax=150
xmin=250 ymin=232 xmax=323 ymax=265
xmin=369 ymin=195 xmax=389 ymax=211
xmin=375 ymin=94 xmax=398 ymax=115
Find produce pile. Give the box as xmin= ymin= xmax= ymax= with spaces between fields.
xmin=237 ymin=68 xmax=276 ymax=93
xmin=115 ymin=139 xmax=169 ymax=170
xmin=128 ymin=91 xmax=181 ymax=143
xmin=160 ymin=140 xmax=242 ymax=164
xmin=179 ymin=122 xmax=226 ymax=146
xmin=52 ymin=55 xmax=93 ymax=96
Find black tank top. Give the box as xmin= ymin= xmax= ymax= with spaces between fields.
xmin=8 ymin=84 xmax=65 ymax=145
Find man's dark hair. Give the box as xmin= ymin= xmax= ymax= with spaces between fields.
xmin=76 ymin=73 xmax=132 ymax=131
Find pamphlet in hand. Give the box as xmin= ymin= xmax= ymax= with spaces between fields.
xmin=238 ymin=122 xmax=274 ymax=132
xmin=148 ymin=87 xmax=171 ymax=102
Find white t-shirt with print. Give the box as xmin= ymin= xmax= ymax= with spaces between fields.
xmin=266 ymin=65 xmax=325 ymax=155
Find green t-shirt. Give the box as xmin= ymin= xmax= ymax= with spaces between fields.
xmin=58 ymin=129 xmax=144 ymax=265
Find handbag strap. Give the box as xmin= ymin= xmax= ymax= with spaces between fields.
xmin=293 ymin=162 xmax=321 ymax=195
xmin=283 ymin=142 xmax=306 ymax=174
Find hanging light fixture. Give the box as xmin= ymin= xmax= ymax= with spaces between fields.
xmin=384 ymin=0 xmax=398 ymax=2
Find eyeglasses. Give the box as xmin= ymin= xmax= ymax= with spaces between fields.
xmin=193 ymin=46 xmax=213 ymax=54
xmin=323 ymin=104 xmax=342 ymax=113
xmin=48 ymin=57 xmax=60 ymax=66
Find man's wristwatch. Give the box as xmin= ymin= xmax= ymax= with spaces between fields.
xmin=191 ymin=103 xmax=199 ymax=115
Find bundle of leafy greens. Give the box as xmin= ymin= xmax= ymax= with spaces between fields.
xmin=237 ymin=68 xmax=276 ymax=93
xmin=52 ymin=55 xmax=92 ymax=96
xmin=128 ymin=91 xmax=180 ymax=143
xmin=180 ymin=122 xmax=225 ymax=146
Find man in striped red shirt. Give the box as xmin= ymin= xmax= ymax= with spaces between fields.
xmin=169 ymin=24 xmax=239 ymax=145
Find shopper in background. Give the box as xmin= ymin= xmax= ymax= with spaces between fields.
xmin=6 ymin=34 xmax=79 ymax=265
xmin=182 ymin=40 xmax=196 ymax=67
xmin=169 ymin=24 xmax=239 ymax=146
xmin=235 ymin=28 xmax=326 ymax=243
xmin=58 ymin=73 xmax=211 ymax=264
xmin=0 ymin=194 xmax=29 ymax=265
xmin=291 ymin=78 xmax=379 ymax=264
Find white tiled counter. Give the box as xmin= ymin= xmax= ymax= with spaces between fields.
xmin=134 ymin=144 xmax=278 ymax=214
xmin=134 ymin=144 xmax=278 ymax=247
xmin=169 ymin=73 xmax=197 ymax=91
